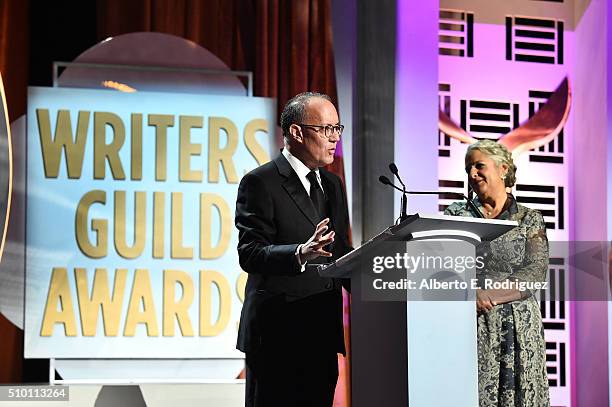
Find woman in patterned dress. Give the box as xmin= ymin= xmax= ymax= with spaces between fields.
xmin=444 ymin=139 xmax=550 ymax=407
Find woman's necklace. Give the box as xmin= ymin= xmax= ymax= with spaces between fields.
xmin=483 ymin=195 xmax=510 ymax=218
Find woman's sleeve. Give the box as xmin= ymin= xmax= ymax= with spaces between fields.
xmin=444 ymin=202 xmax=461 ymax=216
xmin=509 ymin=210 xmax=549 ymax=296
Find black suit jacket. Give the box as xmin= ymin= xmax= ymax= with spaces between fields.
xmin=235 ymin=154 xmax=352 ymax=354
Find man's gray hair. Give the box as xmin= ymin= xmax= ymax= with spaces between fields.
xmin=465 ymin=139 xmax=517 ymax=187
xmin=280 ymin=92 xmax=332 ymax=139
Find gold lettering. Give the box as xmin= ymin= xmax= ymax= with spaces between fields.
xmin=114 ymin=191 xmax=146 ymax=259
xmin=40 ymin=268 xmax=77 ymax=336
xmin=123 ymin=269 xmax=159 ymax=336
xmin=235 ymin=272 xmax=248 ymax=332
xmin=75 ymin=190 xmax=107 ymax=258
xmin=200 ymin=193 xmax=231 ymax=259
xmin=75 ymin=268 xmax=127 ymax=336
xmin=244 ymin=119 xmax=270 ymax=165
xmin=36 ymin=109 xmax=89 ymax=179
xmin=236 ymin=272 xmax=247 ymax=304
xmin=171 ymin=192 xmax=193 ymax=259
xmin=148 ymin=114 xmax=174 ymax=181
xmin=163 ymin=270 xmax=194 ymax=336
xmin=131 ymin=113 xmax=143 ymax=180
xmin=94 ymin=112 xmax=126 ymax=180
xmin=152 ymin=192 xmax=165 ymax=258
xmin=179 ymin=115 xmax=203 ymax=182
xmin=208 ymin=117 xmax=238 ymax=183
xmin=199 ymin=270 xmax=230 ymax=336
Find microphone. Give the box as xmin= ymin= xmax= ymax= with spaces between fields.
xmin=379 ymin=171 xmax=408 ymax=222
xmin=378 ymin=176 xmax=484 ymax=219
xmin=403 ymin=190 xmax=484 ymax=218
xmin=378 ymin=175 xmax=401 ymax=191
xmin=389 ymin=163 xmax=405 ymax=189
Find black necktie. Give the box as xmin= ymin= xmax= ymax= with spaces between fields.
xmin=306 ymin=171 xmax=326 ymax=220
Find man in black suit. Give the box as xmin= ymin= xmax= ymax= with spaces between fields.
xmin=235 ymin=92 xmax=352 ymax=407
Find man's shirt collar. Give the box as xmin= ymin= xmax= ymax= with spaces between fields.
xmin=281 ymin=148 xmax=323 ymax=194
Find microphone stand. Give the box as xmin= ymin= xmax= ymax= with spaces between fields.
xmin=400 ymin=190 xmax=408 ymax=222
xmin=404 ymin=190 xmax=484 ymax=219
xmin=389 ymin=164 xmax=408 ymax=222
xmin=378 ymin=176 xmax=484 ymax=220
xmin=378 ymin=176 xmax=409 ymax=223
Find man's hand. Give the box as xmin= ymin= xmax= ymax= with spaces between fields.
xmin=299 ymin=218 xmax=335 ymax=263
xmin=476 ymin=289 xmax=496 ymax=312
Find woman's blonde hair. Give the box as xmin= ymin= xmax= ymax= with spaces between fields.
xmin=465 ymin=139 xmax=517 ymax=187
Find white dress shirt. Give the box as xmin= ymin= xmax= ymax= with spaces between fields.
xmin=282 ymin=148 xmax=324 ymax=197
xmin=281 ymin=148 xmax=326 ymax=271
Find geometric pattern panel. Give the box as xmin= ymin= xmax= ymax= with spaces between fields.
xmin=506 ymin=16 xmax=564 ymax=64
xmin=546 ymin=340 xmax=567 ymax=388
xmin=515 ymin=184 xmax=564 ymax=230
xmin=438 ymin=179 xmax=466 ymax=212
xmin=439 ymin=9 xmax=474 ymax=57
xmin=460 ymin=99 xmax=520 ymax=139
xmin=529 ymin=90 xmax=565 ymax=163
xmin=539 ymin=257 xmax=567 ymax=330
xmin=439 ymin=83 xmax=452 ymax=157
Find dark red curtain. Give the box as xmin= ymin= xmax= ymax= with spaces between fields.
xmin=0 ymin=0 xmax=28 ymax=384
xmin=96 ymin=0 xmax=338 ymax=118
xmin=96 ymin=0 xmax=344 ymax=177
xmin=0 ymin=0 xmax=28 ymax=123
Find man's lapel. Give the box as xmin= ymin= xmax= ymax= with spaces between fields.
xmin=274 ymin=155 xmax=319 ymax=226
xmin=320 ymin=169 xmax=339 ymax=223
xmin=320 ymin=169 xmax=339 ymax=254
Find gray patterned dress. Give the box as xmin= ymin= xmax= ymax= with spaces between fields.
xmin=445 ymin=195 xmax=550 ymax=407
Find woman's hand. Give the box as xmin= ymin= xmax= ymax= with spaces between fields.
xmin=476 ymin=289 xmax=497 ymax=312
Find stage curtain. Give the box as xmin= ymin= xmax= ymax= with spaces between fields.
xmin=0 ymin=0 xmax=28 ymax=383
xmin=96 ymin=0 xmax=338 ymax=126
xmin=0 ymin=0 xmax=28 ymax=122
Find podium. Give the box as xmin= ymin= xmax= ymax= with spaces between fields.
xmin=319 ymin=213 xmax=516 ymax=406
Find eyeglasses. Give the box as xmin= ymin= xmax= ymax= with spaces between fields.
xmin=296 ymin=123 xmax=344 ymax=138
